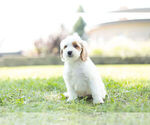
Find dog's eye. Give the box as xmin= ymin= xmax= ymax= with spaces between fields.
xmin=73 ymin=44 xmax=78 ymax=48
xmin=64 ymin=45 xmax=67 ymax=49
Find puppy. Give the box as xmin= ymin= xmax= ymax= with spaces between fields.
xmin=60 ymin=34 xmax=106 ymax=104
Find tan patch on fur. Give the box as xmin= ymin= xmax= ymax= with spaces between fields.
xmin=72 ymin=41 xmax=81 ymax=50
xmin=80 ymin=44 xmax=88 ymax=61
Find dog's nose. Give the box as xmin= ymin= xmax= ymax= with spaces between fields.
xmin=67 ymin=51 xmax=72 ymax=56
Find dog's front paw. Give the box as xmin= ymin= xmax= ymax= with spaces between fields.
xmin=67 ymin=98 xmax=73 ymax=102
xmin=63 ymin=92 xmax=69 ymax=98
xmin=93 ymin=98 xmax=104 ymax=104
xmin=67 ymin=96 xmax=77 ymax=102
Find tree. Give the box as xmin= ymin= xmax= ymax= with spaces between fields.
xmin=34 ymin=38 xmax=45 ymax=56
xmin=34 ymin=25 xmax=68 ymax=56
xmin=73 ymin=5 xmax=86 ymax=38
xmin=73 ymin=16 xmax=86 ymax=38
xmin=77 ymin=5 xmax=84 ymax=13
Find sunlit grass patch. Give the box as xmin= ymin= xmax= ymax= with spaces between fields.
xmin=0 ymin=65 xmax=149 ymax=114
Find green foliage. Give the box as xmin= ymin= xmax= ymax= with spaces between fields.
xmin=90 ymin=40 xmax=150 ymax=57
xmin=73 ymin=17 xmax=86 ymax=37
xmin=1 ymin=56 xmax=150 ymax=66
xmin=91 ymin=49 xmax=103 ymax=56
xmin=0 ymin=56 xmax=63 ymax=66
xmin=77 ymin=5 xmax=84 ymax=13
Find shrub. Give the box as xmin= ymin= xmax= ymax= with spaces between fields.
xmin=90 ymin=38 xmax=150 ymax=57
xmin=91 ymin=49 xmax=103 ymax=56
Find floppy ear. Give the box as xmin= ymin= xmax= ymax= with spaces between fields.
xmin=60 ymin=49 xmax=64 ymax=62
xmin=80 ymin=43 xmax=88 ymax=61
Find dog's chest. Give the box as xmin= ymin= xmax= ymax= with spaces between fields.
xmin=65 ymin=64 xmax=91 ymax=96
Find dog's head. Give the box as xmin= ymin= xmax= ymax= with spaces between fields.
xmin=60 ymin=33 xmax=88 ymax=62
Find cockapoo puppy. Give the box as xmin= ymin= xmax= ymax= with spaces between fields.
xmin=60 ymin=34 xmax=106 ymax=104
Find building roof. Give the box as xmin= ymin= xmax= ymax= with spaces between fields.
xmin=0 ymin=51 xmax=22 ymax=57
xmin=88 ymin=19 xmax=150 ymax=34
xmin=112 ymin=8 xmax=150 ymax=13
xmin=99 ymin=19 xmax=150 ymax=26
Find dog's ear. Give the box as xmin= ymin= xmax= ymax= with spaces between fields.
xmin=60 ymin=49 xmax=64 ymax=62
xmin=80 ymin=43 xmax=88 ymax=61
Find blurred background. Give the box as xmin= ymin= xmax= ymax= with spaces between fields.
xmin=0 ymin=0 xmax=150 ymax=66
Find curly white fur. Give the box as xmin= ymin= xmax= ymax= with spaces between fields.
xmin=60 ymin=33 xmax=106 ymax=104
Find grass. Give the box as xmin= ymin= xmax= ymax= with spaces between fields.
xmin=0 ymin=65 xmax=150 ymax=124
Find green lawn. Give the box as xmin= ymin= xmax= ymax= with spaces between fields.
xmin=0 ymin=65 xmax=150 ymax=124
